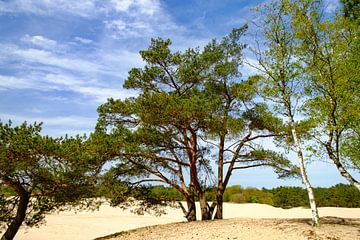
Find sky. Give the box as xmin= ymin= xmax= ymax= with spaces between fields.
xmin=0 ymin=0 xmax=357 ymax=188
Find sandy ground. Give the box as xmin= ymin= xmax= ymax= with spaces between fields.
xmin=14 ymin=203 xmax=360 ymax=240
xmin=101 ymin=218 xmax=360 ymax=240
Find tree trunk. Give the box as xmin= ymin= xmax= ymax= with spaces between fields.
xmin=185 ymin=196 xmax=197 ymax=222
xmin=214 ymin=193 xmax=223 ymax=219
xmin=331 ymin=142 xmax=360 ymax=191
xmin=215 ymin=134 xmax=225 ymax=220
xmin=289 ymin=120 xmax=320 ymax=226
xmin=199 ymin=195 xmax=211 ymax=220
xmin=1 ymin=192 xmax=30 ymax=240
xmin=327 ymin=151 xmax=360 ymax=191
xmin=178 ymin=188 xmax=197 ymax=222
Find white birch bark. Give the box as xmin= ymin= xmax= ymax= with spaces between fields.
xmin=289 ymin=119 xmax=320 ymax=226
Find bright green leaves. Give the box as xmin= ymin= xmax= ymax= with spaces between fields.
xmin=290 ymin=0 xmax=360 ymax=174
xmin=254 ymin=0 xmax=359 ymax=194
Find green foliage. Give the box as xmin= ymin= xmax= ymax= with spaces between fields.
xmin=0 ymin=121 xmax=101 ymax=237
xmin=269 ymin=184 xmax=360 ymax=208
xmin=223 ymin=186 xmax=273 ymax=205
xmin=341 ymin=0 xmax=360 ymax=22
xmin=97 ymin=19 xmax=305 ymax=221
xmin=220 ymin=184 xmax=360 ymax=208
xmin=289 ymin=0 xmax=360 ymax=177
xmin=149 ymin=186 xmax=185 ymax=201
xmin=0 ymin=186 xmax=15 ymax=197
xmin=230 ymin=193 xmax=247 ymax=203
xmin=269 ymin=186 xmax=309 ymax=208
xmin=315 ymin=184 xmax=360 ymax=207
xmin=223 ymin=185 xmax=242 ymax=202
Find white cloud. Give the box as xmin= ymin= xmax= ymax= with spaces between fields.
xmin=1 ymin=44 xmax=101 ymax=74
xmin=133 ymin=0 xmax=161 ymax=16
xmin=0 ymin=113 xmax=96 ymax=137
xmin=21 ymin=35 xmax=58 ymax=50
xmin=0 ymin=0 xmax=97 ymax=18
xmin=43 ymin=73 xmax=138 ymax=103
xmin=30 ymin=108 xmax=44 ymax=114
xmin=110 ymin=0 xmax=133 ymax=12
xmin=74 ymin=37 xmax=94 ymax=45
xmin=44 ymin=73 xmax=84 ymax=86
xmin=0 ymin=112 xmax=96 ymax=128
xmin=0 ymin=73 xmax=136 ymax=103
xmin=100 ymin=50 xmax=143 ymax=68
xmin=104 ymin=0 xmax=184 ymax=39
xmin=76 ymin=86 xmax=137 ymax=103
xmin=109 ymin=0 xmax=161 ymax=16
xmin=0 ymin=40 xmax=145 ymax=79
xmin=0 ymin=29 xmax=146 ymax=102
xmin=0 ymin=75 xmax=36 ymax=90
xmin=0 ymin=0 xmax=186 ymax=44
xmin=0 ymin=0 xmax=163 ymax=19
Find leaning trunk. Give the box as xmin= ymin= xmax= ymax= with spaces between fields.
xmin=325 ymin=146 xmax=360 ymax=191
xmin=1 ymin=192 xmax=30 ymax=240
xmin=331 ymin=156 xmax=360 ymax=191
xmin=289 ymin=119 xmax=320 ymax=226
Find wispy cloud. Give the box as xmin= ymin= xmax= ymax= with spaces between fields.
xmin=43 ymin=73 xmax=138 ymax=103
xmin=0 ymin=73 xmax=137 ymax=103
xmin=110 ymin=0 xmax=161 ymax=16
xmin=1 ymin=44 xmax=102 ymax=74
xmin=103 ymin=0 xmax=185 ymax=39
xmin=0 ymin=75 xmax=37 ymax=90
xmin=0 ymin=112 xmax=96 ymax=128
xmin=0 ymin=0 xmax=207 ymax=136
xmin=0 ymin=0 xmax=98 ymax=18
xmin=0 ymin=40 xmax=144 ymax=81
xmin=0 ymin=112 xmax=96 ymax=137
xmin=0 ymin=0 xmax=183 ymax=41
xmin=21 ymin=35 xmax=58 ymax=50
xmin=74 ymin=37 xmax=94 ymax=45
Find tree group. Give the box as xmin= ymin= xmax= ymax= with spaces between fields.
xmin=1 ymin=0 xmax=359 ymax=238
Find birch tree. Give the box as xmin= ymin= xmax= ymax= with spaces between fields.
xmin=291 ymin=0 xmax=360 ymax=190
xmin=251 ymin=0 xmax=320 ymax=226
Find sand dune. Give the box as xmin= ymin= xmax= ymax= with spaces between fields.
xmin=100 ymin=218 xmax=360 ymax=240
xmin=14 ymin=203 xmax=360 ymax=240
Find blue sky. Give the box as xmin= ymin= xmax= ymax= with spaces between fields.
xmin=0 ymin=0 xmax=356 ymax=188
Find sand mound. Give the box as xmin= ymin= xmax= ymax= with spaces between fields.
xmin=14 ymin=203 xmax=360 ymax=240
xmin=98 ymin=217 xmax=360 ymax=240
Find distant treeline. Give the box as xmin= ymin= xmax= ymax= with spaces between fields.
xmin=2 ymin=183 xmax=358 ymax=209
xmin=148 ymin=184 xmax=360 ymax=208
